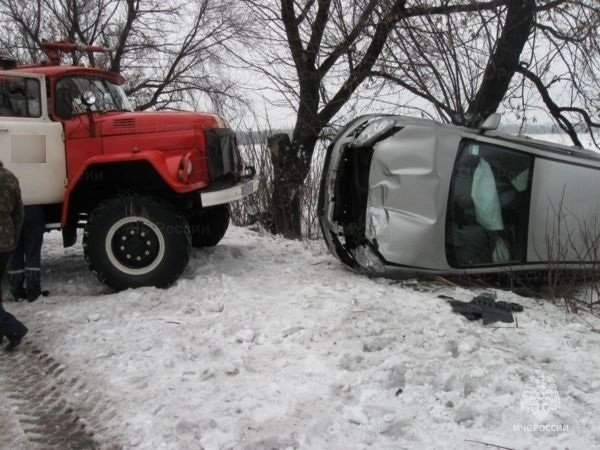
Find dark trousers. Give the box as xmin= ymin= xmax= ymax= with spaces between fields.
xmin=0 ymin=252 xmax=28 ymax=341
xmin=8 ymin=206 xmax=44 ymax=299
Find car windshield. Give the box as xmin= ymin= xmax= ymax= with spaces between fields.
xmin=55 ymin=77 xmax=133 ymax=117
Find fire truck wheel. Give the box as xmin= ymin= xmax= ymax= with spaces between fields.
xmin=187 ymin=205 xmax=230 ymax=247
xmin=83 ymin=196 xmax=191 ymax=290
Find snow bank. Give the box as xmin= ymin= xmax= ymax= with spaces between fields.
xmin=7 ymin=226 xmax=600 ymax=449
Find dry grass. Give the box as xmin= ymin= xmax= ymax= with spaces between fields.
xmin=231 ymin=133 xmax=325 ymax=240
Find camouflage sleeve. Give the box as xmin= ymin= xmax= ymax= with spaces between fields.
xmin=12 ymin=176 xmax=24 ymax=240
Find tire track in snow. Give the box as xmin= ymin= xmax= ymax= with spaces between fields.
xmin=0 ymin=341 xmax=122 ymax=449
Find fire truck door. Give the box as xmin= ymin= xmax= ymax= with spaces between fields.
xmin=0 ymin=72 xmax=66 ymax=205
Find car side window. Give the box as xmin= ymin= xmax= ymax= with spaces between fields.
xmin=446 ymin=140 xmax=534 ymax=267
xmin=0 ymin=77 xmax=41 ymax=118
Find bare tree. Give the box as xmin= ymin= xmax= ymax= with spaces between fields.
xmin=375 ymin=0 xmax=600 ymax=146
xmin=238 ymin=0 xmax=412 ymax=238
xmin=516 ymin=0 xmax=600 ymax=147
xmin=0 ymin=0 xmax=249 ymax=113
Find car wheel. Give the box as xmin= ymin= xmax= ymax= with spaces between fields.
xmin=83 ymin=195 xmax=191 ymax=290
xmin=187 ymin=205 xmax=230 ymax=247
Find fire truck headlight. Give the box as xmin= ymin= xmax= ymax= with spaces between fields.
xmin=178 ymin=153 xmax=194 ymax=182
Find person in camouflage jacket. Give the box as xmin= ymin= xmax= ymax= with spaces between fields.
xmin=0 ymin=161 xmax=24 ymax=253
xmin=0 ymin=161 xmax=28 ymax=350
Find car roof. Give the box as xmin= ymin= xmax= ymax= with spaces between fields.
xmin=484 ymin=130 xmax=600 ymax=161
xmin=389 ymin=114 xmax=600 ymax=163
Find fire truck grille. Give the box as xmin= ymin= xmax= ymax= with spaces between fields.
xmin=113 ymin=118 xmax=136 ymax=129
xmin=205 ymin=129 xmax=241 ymax=182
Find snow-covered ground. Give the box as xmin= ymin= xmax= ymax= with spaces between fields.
xmin=3 ymin=226 xmax=600 ymax=449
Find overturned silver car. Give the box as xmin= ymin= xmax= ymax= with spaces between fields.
xmin=318 ymin=114 xmax=600 ymax=277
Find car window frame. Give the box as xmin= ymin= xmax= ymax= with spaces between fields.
xmin=445 ymin=138 xmax=535 ymax=269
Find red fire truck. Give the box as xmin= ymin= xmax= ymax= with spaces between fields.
xmin=0 ymin=41 xmax=257 ymax=290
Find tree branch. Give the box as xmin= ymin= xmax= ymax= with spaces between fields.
xmin=305 ymin=0 xmax=331 ymax=67
xmin=516 ymin=65 xmax=583 ymax=147
xmin=280 ymin=0 xmax=307 ymax=77
xmin=317 ymin=0 xmax=379 ymax=77
xmin=318 ymin=0 xmax=407 ymax=125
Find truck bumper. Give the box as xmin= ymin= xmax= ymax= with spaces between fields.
xmin=200 ymin=177 xmax=258 ymax=207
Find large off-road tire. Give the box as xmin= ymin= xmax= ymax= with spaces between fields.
xmin=83 ymin=196 xmax=191 ymax=290
xmin=187 ymin=205 xmax=230 ymax=247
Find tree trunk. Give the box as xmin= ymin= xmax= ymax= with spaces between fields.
xmin=265 ymin=0 xmax=406 ymax=239
xmin=268 ymin=134 xmax=303 ymax=238
xmin=467 ymin=0 xmax=535 ymax=124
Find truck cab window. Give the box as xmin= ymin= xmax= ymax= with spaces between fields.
xmin=55 ymin=77 xmax=132 ymax=119
xmin=446 ymin=141 xmax=534 ymax=267
xmin=0 ymin=77 xmax=41 ymax=118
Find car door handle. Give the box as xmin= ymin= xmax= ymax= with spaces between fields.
xmin=0 ymin=129 xmax=8 ymax=133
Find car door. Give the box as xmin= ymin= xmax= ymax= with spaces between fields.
xmin=0 ymin=72 xmax=66 ymax=205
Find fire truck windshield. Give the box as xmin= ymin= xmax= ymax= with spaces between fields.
xmin=55 ymin=76 xmax=133 ymax=118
